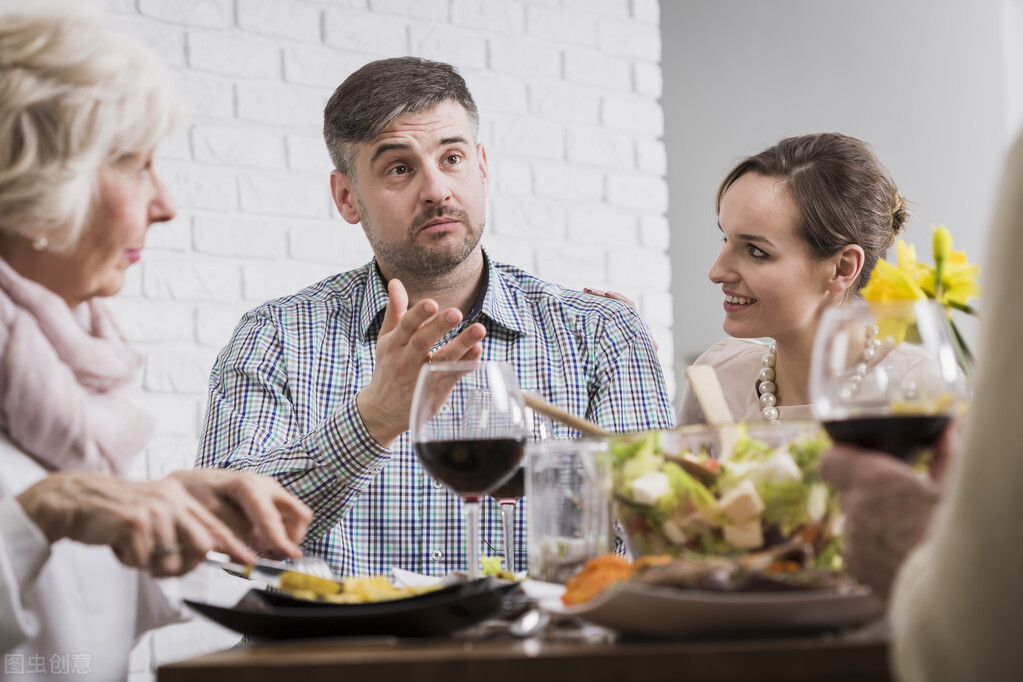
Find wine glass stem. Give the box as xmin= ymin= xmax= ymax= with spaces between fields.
xmin=463 ymin=498 xmax=480 ymax=580
xmin=500 ymin=501 xmax=516 ymax=574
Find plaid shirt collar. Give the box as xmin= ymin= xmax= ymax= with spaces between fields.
xmin=357 ymin=249 xmax=531 ymax=343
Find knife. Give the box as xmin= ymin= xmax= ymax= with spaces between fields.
xmin=204 ymin=551 xmax=343 ymax=595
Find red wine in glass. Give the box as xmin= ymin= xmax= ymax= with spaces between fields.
xmin=810 ymin=301 xmax=968 ymax=464
xmin=410 ymin=361 xmax=528 ymax=580
xmin=415 ymin=438 xmax=525 ymax=498
xmin=822 ymin=415 xmax=950 ymax=463
xmin=489 ymin=467 xmax=525 ymax=500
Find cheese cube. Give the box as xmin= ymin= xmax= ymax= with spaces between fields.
xmin=755 ymin=450 xmax=802 ymax=484
xmin=717 ymin=479 xmax=765 ymax=524
xmin=663 ymin=518 xmax=693 ymax=546
xmin=807 ymin=483 xmax=828 ymax=522
xmin=723 ymin=519 xmax=764 ymax=550
xmin=629 ymin=471 xmax=671 ymax=507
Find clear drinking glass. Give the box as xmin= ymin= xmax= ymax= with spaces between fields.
xmin=809 ymin=300 xmax=970 ymax=462
xmin=410 ymin=361 xmax=528 ymax=580
xmin=526 ymin=439 xmax=612 ymax=583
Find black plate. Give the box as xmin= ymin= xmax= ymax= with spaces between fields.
xmin=184 ymin=578 xmax=513 ymax=639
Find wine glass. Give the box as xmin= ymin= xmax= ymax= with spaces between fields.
xmin=809 ymin=299 xmax=969 ymax=461
xmin=410 ymin=361 xmax=528 ymax=580
xmin=487 ymin=397 xmax=552 ymax=574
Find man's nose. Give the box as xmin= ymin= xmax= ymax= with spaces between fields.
xmin=419 ymin=164 xmax=452 ymax=205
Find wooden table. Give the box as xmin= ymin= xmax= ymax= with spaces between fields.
xmin=158 ymin=627 xmax=891 ymax=682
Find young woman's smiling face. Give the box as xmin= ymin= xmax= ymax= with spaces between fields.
xmin=708 ymin=171 xmax=837 ymax=347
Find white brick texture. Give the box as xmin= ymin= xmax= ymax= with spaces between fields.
xmin=106 ymin=1 xmax=670 ymax=676
xmin=138 ymin=0 xmax=233 ymax=28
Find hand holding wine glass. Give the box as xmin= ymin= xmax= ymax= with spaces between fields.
xmin=809 ymin=300 xmax=969 ymax=462
xmin=410 ymin=361 xmax=527 ymax=580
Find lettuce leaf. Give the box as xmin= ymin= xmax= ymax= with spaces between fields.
xmin=788 ymin=436 xmax=831 ymax=481
xmin=660 ymin=462 xmax=718 ymax=521
xmin=609 ymin=430 xmax=659 ymax=463
xmin=730 ymin=432 xmax=773 ymax=463
xmin=758 ymin=480 xmax=812 ymax=536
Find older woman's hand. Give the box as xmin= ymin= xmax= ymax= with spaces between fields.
xmin=820 ymin=445 xmax=941 ymax=600
xmin=583 ymin=288 xmax=659 ymax=351
xmin=166 ymin=469 xmax=312 ymax=560
xmin=16 ymin=472 xmax=261 ymax=577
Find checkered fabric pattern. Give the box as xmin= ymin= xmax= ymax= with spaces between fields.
xmin=196 ymin=252 xmax=673 ymax=576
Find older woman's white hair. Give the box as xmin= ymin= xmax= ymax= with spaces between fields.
xmin=0 ymin=1 xmax=185 ymax=252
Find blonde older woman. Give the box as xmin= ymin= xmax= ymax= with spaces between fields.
xmin=0 ymin=3 xmax=312 ymax=678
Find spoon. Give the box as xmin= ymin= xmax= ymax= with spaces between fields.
xmin=509 ymin=607 xmax=551 ymax=638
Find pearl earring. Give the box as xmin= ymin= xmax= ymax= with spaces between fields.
xmin=32 ymin=236 xmax=48 ymax=251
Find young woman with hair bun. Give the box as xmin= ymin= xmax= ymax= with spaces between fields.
xmin=676 ymin=132 xmax=911 ymax=425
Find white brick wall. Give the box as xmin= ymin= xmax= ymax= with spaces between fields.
xmin=94 ymin=0 xmax=669 ymax=677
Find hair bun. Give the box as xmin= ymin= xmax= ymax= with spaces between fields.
xmin=891 ymin=195 xmax=909 ymax=235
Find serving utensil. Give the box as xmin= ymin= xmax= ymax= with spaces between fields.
xmin=521 ymin=392 xmax=610 ymax=438
xmin=683 ymin=365 xmax=741 ymax=461
xmin=522 ymin=392 xmax=718 ymax=482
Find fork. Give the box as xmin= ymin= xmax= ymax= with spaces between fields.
xmin=289 ymin=555 xmax=335 ymax=579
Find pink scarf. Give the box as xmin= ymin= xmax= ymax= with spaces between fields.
xmin=0 ymin=257 xmax=153 ymax=474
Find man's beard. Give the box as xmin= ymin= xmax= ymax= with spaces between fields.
xmin=360 ymin=202 xmax=484 ymax=279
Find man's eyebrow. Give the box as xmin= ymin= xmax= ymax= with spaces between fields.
xmin=370 ymin=142 xmax=410 ymax=165
xmin=368 ymin=136 xmax=471 ymax=165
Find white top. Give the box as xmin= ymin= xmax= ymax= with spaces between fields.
xmin=888 ymin=133 xmax=1023 ymax=679
xmin=0 ymin=433 xmax=184 ymax=682
xmin=677 ymin=335 xmax=938 ymax=427
xmin=677 ymin=338 xmax=815 ymax=426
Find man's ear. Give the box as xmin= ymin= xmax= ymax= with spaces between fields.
xmin=476 ymin=143 xmax=488 ymax=196
xmin=330 ymin=170 xmax=361 ymax=224
xmin=827 ymin=244 xmax=865 ymax=294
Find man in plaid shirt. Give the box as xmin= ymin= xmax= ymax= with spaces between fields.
xmin=196 ymin=57 xmax=673 ymax=576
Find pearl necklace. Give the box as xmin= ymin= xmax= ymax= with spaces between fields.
xmin=756 ymin=328 xmax=880 ymax=423
xmin=757 ymin=343 xmax=781 ymax=423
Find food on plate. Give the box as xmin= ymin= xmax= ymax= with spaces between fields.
xmin=561 ymin=554 xmax=670 ymax=605
xmin=278 ymin=571 xmax=343 ymax=598
xmin=279 ymin=573 xmax=442 ymax=604
xmin=562 ymin=543 xmax=861 ymax=606
xmin=481 ymin=555 xmax=521 ymax=581
xmin=611 ymin=424 xmax=841 ymax=568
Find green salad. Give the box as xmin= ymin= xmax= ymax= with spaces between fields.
xmin=611 ymin=426 xmax=842 ymax=569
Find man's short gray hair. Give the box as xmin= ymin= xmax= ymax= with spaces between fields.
xmin=323 ymin=57 xmax=479 ymax=176
xmin=0 ymin=1 xmax=185 ymax=252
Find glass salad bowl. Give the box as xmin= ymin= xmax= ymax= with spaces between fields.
xmin=610 ymin=422 xmax=836 ymax=566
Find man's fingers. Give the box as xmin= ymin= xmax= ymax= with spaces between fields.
xmin=389 ymin=299 xmax=443 ymax=350
xmin=379 ymin=279 xmax=410 ymax=335
xmin=431 ymin=323 xmax=486 ymax=363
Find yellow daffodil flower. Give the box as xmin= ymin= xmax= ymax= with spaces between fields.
xmin=860 ymin=243 xmax=928 ymax=303
xmin=933 ymin=225 xmax=952 ymax=270
xmin=858 ymin=224 xmax=979 ymax=372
